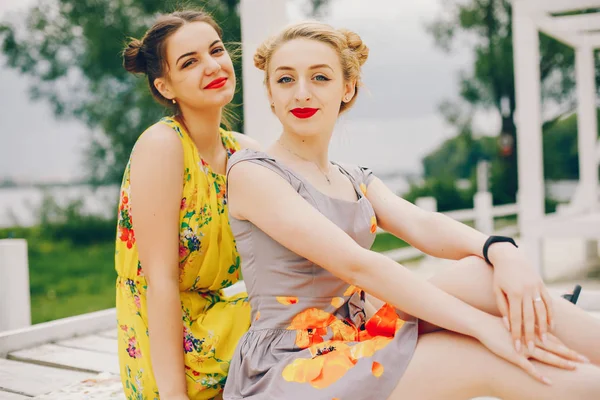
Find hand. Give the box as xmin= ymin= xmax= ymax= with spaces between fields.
xmin=489 ymin=243 xmax=554 ymax=352
xmin=475 ymin=316 xmax=586 ymax=385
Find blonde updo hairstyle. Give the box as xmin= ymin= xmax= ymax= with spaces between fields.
xmin=254 ymin=22 xmax=369 ymax=113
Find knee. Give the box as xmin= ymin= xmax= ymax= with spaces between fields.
xmin=575 ymin=364 xmax=600 ymax=397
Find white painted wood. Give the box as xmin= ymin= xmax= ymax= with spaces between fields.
xmin=513 ymin=0 xmax=545 ymax=274
xmin=415 ymin=197 xmax=437 ymax=212
xmin=0 ymin=358 xmax=89 ymax=396
xmin=96 ymin=329 xmax=117 ymax=340
xmin=575 ymin=44 xmax=600 ymax=210
xmin=8 ymin=344 xmax=119 ymax=374
xmin=32 ymin=373 xmax=124 ymax=400
xmin=240 ymin=0 xmax=289 ymax=146
xmin=55 ymin=335 xmax=118 ymax=355
xmin=0 ymin=240 xmax=31 ymax=333
xmin=474 ymin=192 xmax=494 ymax=234
xmin=491 ymin=203 xmax=519 ymax=217
xmin=549 ymin=13 xmax=600 ymax=33
xmin=582 ymin=32 xmax=600 ymax=49
xmin=531 ymin=0 xmax=600 ymax=14
xmin=0 ymin=309 xmax=116 ymax=356
xmin=0 ymin=391 xmax=29 ymax=399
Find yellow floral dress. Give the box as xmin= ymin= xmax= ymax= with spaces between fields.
xmin=115 ymin=117 xmax=250 ymax=399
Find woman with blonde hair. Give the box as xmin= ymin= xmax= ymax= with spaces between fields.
xmin=222 ymin=21 xmax=600 ymax=399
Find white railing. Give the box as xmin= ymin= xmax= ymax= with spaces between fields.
xmin=380 ymin=195 xmax=519 ymax=262
xmin=0 ymin=191 xmax=519 ymax=334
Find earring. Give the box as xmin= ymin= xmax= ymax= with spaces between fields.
xmin=172 ymin=99 xmax=176 ymax=104
xmin=270 ymin=102 xmax=274 ymax=108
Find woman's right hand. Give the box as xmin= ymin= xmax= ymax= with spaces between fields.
xmin=474 ymin=315 xmax=586 ymax=385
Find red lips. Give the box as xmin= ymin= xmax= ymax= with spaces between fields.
xmin=290 ymin=108 xmax=318 ymax=119
xmin=204 ymin=77 xmax=227 ymax=89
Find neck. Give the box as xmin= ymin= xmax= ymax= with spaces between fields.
xmin=278 ymin=130 xmax=331 ymax=170
xmin=177 ymin=105 xmax=223 ymax=154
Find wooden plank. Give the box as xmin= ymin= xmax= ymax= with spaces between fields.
xmin=31 ymin=373 xmax=124 ymax=400
xmin=0 ymin=309 xmax=116 ymax=357
xmin=96 ymin=329 xmax=117 ymax=340
xmin=0 ymin=358 xmax=89 ymax=397
xmin=8 ymin=344 xmax=119 ymax=375
xmin=0 ymin=391 xmax=30 ymax=399
xmin=55 ymin=335 xmax=117 ymax=355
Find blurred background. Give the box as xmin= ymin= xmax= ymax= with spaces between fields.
xmin=0 ymin=0 xmax=597 ymax=325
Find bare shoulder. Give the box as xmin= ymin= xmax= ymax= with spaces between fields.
xmin=134 ymin=122 xmax=182 ymax=156
xmin=232 ymin=131 xmax=262 ymax=151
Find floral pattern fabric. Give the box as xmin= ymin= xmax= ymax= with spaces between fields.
xmin=115 ymin=117 xmax=250 ymax=399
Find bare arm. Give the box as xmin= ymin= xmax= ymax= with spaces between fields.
xmin=130 ymin=124 xmax=188 ymax=399
xmin=366 ymin=178 xmax=496 ymax=261
xmin=227 ymin=161 xmax=492 ymax=338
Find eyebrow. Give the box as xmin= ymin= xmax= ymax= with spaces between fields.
xmin=275 ymin=64 xmax=334 ymax=73
xmin=176 ymin=40 xmax=223 ymax=65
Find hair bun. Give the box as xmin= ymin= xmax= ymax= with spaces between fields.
xmin=123 ymin=38 xmax=147 ymax=74
xmin=254 ymin=40 xmax=271 ymax=71
xmin=339 ymin=29 xmax=369 ymax=66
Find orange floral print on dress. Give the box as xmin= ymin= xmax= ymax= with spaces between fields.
xmin=288 ymin=308 xmax=336 ymax=348
xmin=282 ymin=337 xmax=394 ymax=389
xmin=372 ymin=362 xmax=384 ymax=378
xmin=277 ymin=296 xmax=299 ymax=305
xmin=370 ymin=216 xmax=377 ymax=234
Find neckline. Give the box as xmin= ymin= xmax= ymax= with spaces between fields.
xmin=241 ymin=149 xmax=365 ymax=205
xmin=164 ymin=116 xmax=234 ymax=178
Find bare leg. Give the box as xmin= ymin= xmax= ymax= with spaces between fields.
xmin=424 ymin=256 xmax=600 ymax=365
xmin=388 ymin=330 xmax=600 ymax=400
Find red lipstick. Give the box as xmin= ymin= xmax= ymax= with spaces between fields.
xmin=204 ymin=77 xmax=227 ymax=89
xmin=290 ymin=108 xmax=318 ymax=119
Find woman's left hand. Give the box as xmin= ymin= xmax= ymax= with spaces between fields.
xmin=489 ymin=243 xmax=554 ymax=354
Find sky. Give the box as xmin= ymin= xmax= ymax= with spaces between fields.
xmin=0 ymin=0 xmax=493 ymax=183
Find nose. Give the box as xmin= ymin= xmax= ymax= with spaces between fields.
xmin=294 ymin=78 xmax=311 ymax=103
xmin=205 ymin=57 xmax=221 ymax=75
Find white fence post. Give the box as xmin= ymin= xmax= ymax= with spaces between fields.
xmin=416 ymin=197 xmax=437 ymax=212
xmin=0 ymin=239 xmax=31 ymax=332
xmin=474 ymin=192 xmax=494 ymax=234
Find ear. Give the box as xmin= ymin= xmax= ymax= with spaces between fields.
xmin=154 ymin=77 xmax=175 ymax=101
xmin=342 ymin=79 xmax=357 ymax=103
xmin=266 ymin=86 xmax=274 ymax=108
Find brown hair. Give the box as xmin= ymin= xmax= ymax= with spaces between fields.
xmin=122 ymin=10 xmax=238 ymax=129
xmin=254 ymin=22 xmax=369 ymax=113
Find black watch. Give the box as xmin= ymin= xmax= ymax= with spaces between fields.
xmin=483 ymin=235 xmax=518 ymax=266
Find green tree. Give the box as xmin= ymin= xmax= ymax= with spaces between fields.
xmin=1 ymin=1 xmax=328 ymax=184
xmin=1 ymin=0 xmax=243 ymax=183
xmin=427 ymin=0 xmax=599 ymax=204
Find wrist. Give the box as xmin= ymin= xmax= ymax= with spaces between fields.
xmin=483 ymin=236 xmax=518 ymax=266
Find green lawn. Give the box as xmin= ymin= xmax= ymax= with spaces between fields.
xmin=27 ymin=240 xmax=116 ymax=323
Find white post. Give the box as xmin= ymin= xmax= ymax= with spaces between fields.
xmin=512 ymin=0 xmax=544 ymax=275
xmin=0 ymin=239 xmax=31 ymax=332
xmin=416 ymin=197 xmax=437 ymax=212
xmin=240 ymin=0 xmax=289 ymax=146
xmin=575 ymin=43 xmax=599 ymax=209
xmin=575 ymin=42 xmax=600 ymax=267
xmin=474 ymin=192 xmax=494 ymax=234
xmin=476 ymin=160 xmax=489 ymax=194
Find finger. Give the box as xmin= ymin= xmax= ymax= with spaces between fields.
xmin=515 ymin=355 xmax=552 ymax=385
xmin=508 ymin=295 xmax=523 ymax=352
xmin=540 ymin=288 xmax=555 ymax=331
xmin=539 ymin=334 xmax=590 ymax=364
xmin=522 ymin=295 xmax=536 ymax=354
xmin=528 ymin=346 xmax=577 ymax=371
xmin=494 ymin=287 xmax=510 ymax=330
xmin=533 ymin=291 xmax=548 ymax=344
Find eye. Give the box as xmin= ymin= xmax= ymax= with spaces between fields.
xmin=212 ymin=47 xmax=224 ymax=55
xmin=277 ymin=76 xmax=293 ymax=84
xmin=182 ymin=59 xmax=196 ymax=68
xmin=314 ymin=74 xmax=330 ymax=82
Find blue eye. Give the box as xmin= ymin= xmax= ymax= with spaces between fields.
xmin=277 ymin=76 xmax=293 ymax=84
xmin=314 ymin=75 xmax=330 ymax=81
xmin=212 ymin=47 xmax=224 ymax=55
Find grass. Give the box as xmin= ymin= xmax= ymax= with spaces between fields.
xmin=27 ymin=240 xmax=116 ymax=324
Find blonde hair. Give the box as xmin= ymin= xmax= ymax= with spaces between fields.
xmin=254 ymin=22 xmax=369 ymax=113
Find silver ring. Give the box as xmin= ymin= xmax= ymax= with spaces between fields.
xmin=534 ymin=296 xmax=543 ymax=302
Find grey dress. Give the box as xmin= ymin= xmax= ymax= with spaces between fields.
xmin=223 ymin=149 xmax=418 ymax=400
